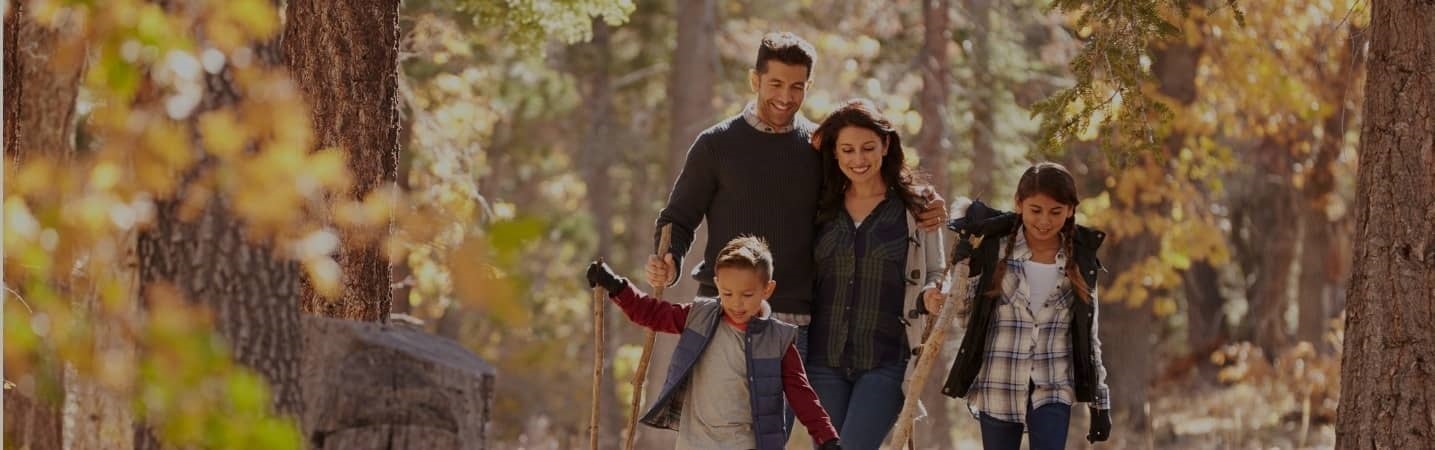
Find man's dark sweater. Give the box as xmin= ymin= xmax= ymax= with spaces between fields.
xmin=656 ymin=114 xmax=822 ymax=315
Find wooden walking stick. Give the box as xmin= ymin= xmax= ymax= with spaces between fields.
xmin=624 ymin=224 xmax=672 ymax=450
xmin=887 ymin=245 xmax=975 ymax=449
xmin=590 ymin=285 xmax=607 ymax=450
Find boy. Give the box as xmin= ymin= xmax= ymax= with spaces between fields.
xmin=587 ymin=236 xmax=842 ymax=450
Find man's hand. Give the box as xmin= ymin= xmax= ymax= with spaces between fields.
xmin=586 ymin=260 xmax=628 ymax=293
xmin=1087 ymin=407 xmax=1112 ymax=443
xmin=816 ymin=438 xmax=842 ymax=450
xmin=916 ymin=192 xmax=948 ymax=231
xmin=645 ymin=253 xmax=676 ymax=289
xmin=922 ymin=287 xmax=944 ymax=315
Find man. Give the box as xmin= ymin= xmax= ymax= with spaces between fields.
xmin=648 ymin=31 xmax=947 ymax=438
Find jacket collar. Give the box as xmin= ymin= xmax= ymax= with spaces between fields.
xmin=948 ymin=199 xmax=1105 ymax=253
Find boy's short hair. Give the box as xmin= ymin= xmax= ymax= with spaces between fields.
xmin=714 ymin=235 xmax=774 ymax=282
xmin=755 ymin=32 xmax=816 ymax=77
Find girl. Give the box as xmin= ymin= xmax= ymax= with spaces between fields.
xmin=941 ymin=162 xmax=1113 ymax=450
xmin=807 ymin=99 xmax=946 ymax=450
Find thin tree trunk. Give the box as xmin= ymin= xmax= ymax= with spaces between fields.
xmin=1245 ymin=137 xmax=1300 ymax=355
xmin=1335 ymin=2 xmax=1435 ymax=449
xmin=666 ymin=0 xmax=719 ymax=182
xmin=1100 ymin=226 xmax=1157 ymax=432
xmin=283 ymin=0 xmax=401 ymax=322
xmin=1297 ymin=24 xmax=1365 ymax=351
xmin=964 ymin=0 xmax=994 ymax=199
xmin=640 ymin=4 xmax=718 ymax=446
xmin=916 ymin=0 xmax=951 ymax=199
xmin=575 ymin=19 xmax=622 ymax=449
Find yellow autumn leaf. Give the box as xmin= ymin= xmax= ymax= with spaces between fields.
xmin=303 ymin=257 xmax=342 ymax=299
xmin=199 ymin=110 xmax=247 ymax=159
xmin=307 ymin=148 xmax=353 ymax=193
xmin=226 ymin=0 xmax=280 ymax=40
xmin=145 ymin=121 xmax=194 ymax=167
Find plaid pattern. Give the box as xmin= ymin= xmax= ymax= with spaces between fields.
xmin=955 ymin=228 xmax=1112 ymax=424
xmin=741 ymin=101 xmax=799 ymax=133
xmin=812 ymin=193 xmax=910 ymax=371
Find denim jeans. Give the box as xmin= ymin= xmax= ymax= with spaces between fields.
xmin=977 ymin=402 xmax=1072 ymax=450
xmin=807 ymin=359 xmax=907 ymax=450
xmin=783 ymin=325 xmax=809 ymax=439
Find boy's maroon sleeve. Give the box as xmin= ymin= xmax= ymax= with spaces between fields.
xmin=611 ymin=284 xmax=689 ymax=333
xmin=782 ymin=343 xmax=838 ymax=445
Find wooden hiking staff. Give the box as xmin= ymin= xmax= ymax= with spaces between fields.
xmin=623 ymin=224 xmax=671 ymax=450
xmin=887 ymin=243 xmax=975 ymax=448
xmin=590 ymin=285 xmax=607 ymax=450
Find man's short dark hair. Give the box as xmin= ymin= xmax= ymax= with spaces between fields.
xmin=755 ymin=32 xmax=816 ymax=77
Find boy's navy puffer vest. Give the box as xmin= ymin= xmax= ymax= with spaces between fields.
xmin=640 ymin=299 xmax=798 ymax=450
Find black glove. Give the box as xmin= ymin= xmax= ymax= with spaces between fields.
xmin=816 ymin=438 xmax=842 ymax=450
xmin=1087 ymin=407 xmax=1111 ymax=443
xmin=586 ymin=260 xmax=628 ymax=293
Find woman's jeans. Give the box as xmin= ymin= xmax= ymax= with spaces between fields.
xmin=807 ymin=359 xmax=907 ymax=450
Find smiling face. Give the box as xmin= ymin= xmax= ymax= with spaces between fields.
xmin=748 ymin=60 xmax=810 ymax=128
xmin=714 ymin=266 xmax=775 ymax=325
xmin=833 ymin=125 xmax=887 ymax=186
xmin=1017 ymin=192 xmax=1074 ymax=244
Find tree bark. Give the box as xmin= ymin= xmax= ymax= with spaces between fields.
xmin=915 ymin=0 xmax=952 ymax=199
xmin=1335 ymin=2 xmax=1435 ymax=449
xmin=3 ymin=0 xmax=83 ymax=163
xmin=283 ymin=0 xmax=402 ymax=322
xmin=963 ymin=0 xmax=994 ymax=198
xmin=1233 ymin=135 xmax=1301 ymax=355
xmin=575 ymin=19 xmax=622 ymax=449
xmin=636 ymin=4 xmax=719 ymax=445
xmin=1100 ymin=225 xmax=1158 ymax=432
xmin=1297 ymin=24 xmax=1365 ymax=350
xmin=135 ymin=19 xmax=304 ymax=449
xmin=4 ymin=3 xmax=94 ymax=449
xmin=666 ymin=0 xmax=719 ymax=183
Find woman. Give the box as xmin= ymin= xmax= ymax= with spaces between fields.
xmin=942 ymin=162 xmax=1114 ymax=450
xmin=807 ymin=99 xmax=946 ymax=450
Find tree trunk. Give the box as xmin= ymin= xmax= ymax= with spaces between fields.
xmin=1100 ymin=226 xmax=1157 ymax=432
xmin=1335 ymin=2 xmax=1435 ymax=449
xmin=1243 ymin=138 xmax=1300 ymax=355
xmin=963 ymin=0 xmax=994 ymax=199
xmin=283 ymin=0 xmax=401 ymax=322
xmin=135 ymin=22 xmax=304 ymax=449
xmin=1297 ymin=24 xmax=1365 ymax=350
xmin=666 ymin=0 xmax=719 ymax=182
xmin=915 ymin=0 xmax=951 ymax=199
xmin=5 ymin=4 xmax=95 ymax=449
xmin=575 ymin=19 xmax=622 ymax=449
xmin=1182 ymin=261 xmax=1226 ymax=364
xmin=637 ymin=4 xmax=718 ymax=446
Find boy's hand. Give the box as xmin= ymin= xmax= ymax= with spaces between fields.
xmin=916 ymin=192 xmax=948 ymax=231
xmin=586 ymin=260 xmax=628 ymax=293
xmin=645 ymin=253 xmax=676 ymax=289
xmin=817 ymin=438 xmax=842 ymax=450
xmin=922 ymin=287 xmax=944 ymax=315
